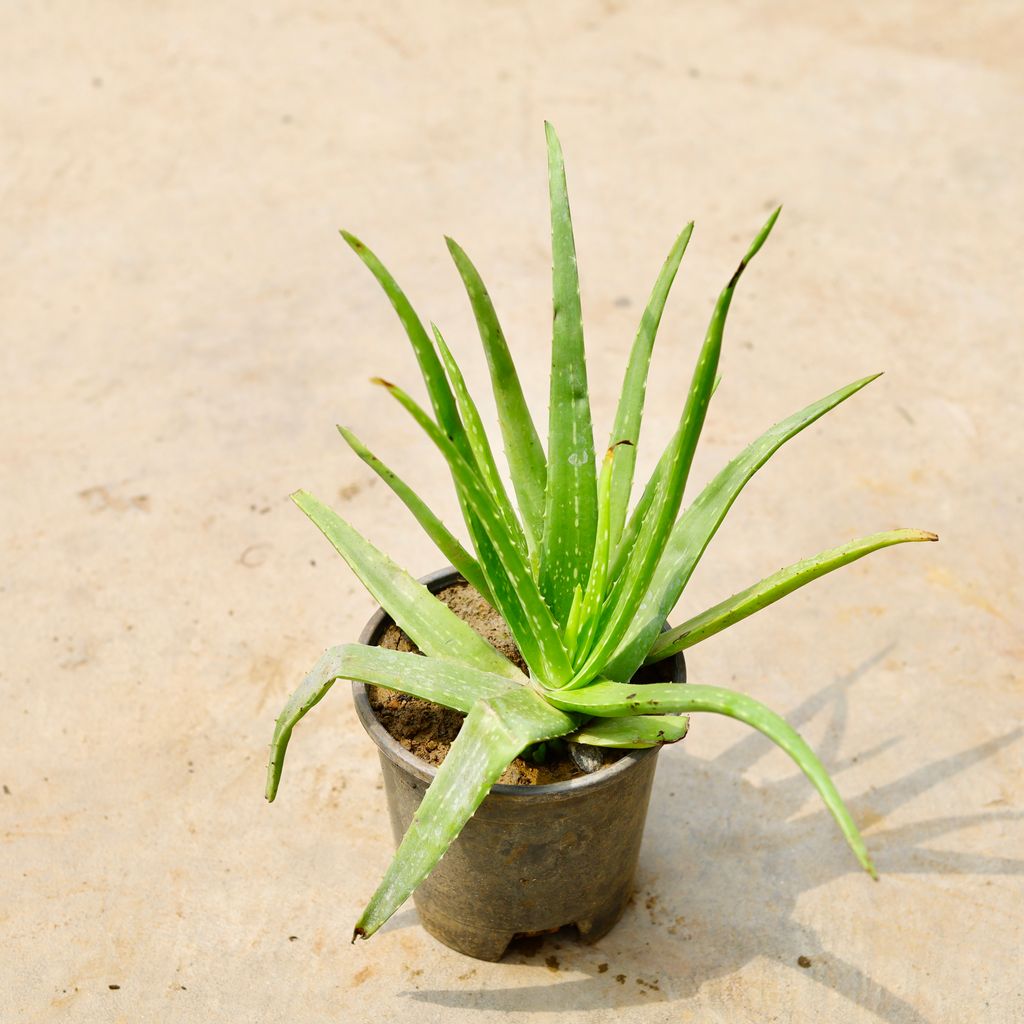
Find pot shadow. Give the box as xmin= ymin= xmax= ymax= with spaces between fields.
xmin=401 ymin=648 xmax=1024 ymax=1022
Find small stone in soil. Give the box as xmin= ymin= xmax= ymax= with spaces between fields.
xmin=569 ymin=743 xmax=606 ymax=774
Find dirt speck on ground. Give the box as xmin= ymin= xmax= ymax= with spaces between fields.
xmin=350 ymin=965 xmax=374 ymax=987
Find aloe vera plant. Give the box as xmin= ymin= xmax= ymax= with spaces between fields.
xmin=266 ymin=123 xmax=936 ymax=942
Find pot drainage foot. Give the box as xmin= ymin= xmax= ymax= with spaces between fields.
xmin=575 ymin=902 xmax=628 ymax=946
xmin=432 ymin=927 xmax=519 ymax=962
xmin=421 ymin=908 xmax=627 ymax=961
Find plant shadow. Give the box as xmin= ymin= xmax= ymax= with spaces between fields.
xmin=401 ymin=648 xmax=1024 ymax=1022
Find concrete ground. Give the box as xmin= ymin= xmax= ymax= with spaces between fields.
xmin=3 ymin=3 xmax=1022 ymax=1022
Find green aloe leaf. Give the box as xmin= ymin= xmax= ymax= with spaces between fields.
xmin=603 ymin=372 xmax=883 ymax=682
xmin=431 ymin=324 xmax=529 ymax=561
xmin=376 ymin=381 xmax=573 ymax=686
xmin=547 ymin=681 xmax=876 ymax=877
xmin=354 ymin=687 xmax=577 ymax=940
xmin=608 ymin=223 xmax=694 ymax=545
xmin=609 ymin=210 xmax=779 ymax=583
xmin=563 ymin=583 xmax=585 ymax=662
xmin=336 ymin=425 xmax=494 ymax=605
xmin=340 ymin=231 xmax=467 ymax=457
xmin=539 ymin=122 xmax=598 ymax=622
xmin=573 ymin=443 xmax=624 ymax=666
xmin=266 ymin=645 xmax=522 ymax=801
xmin=568 ymin=211 xmax=781 ymax=689
xmin=567 ymin=714 xmax=689 ymax=748
xmin=291 ymin=489 xmax=523 ymax=681
xmin=445 ymin=236 xmax=547 ymax=558
xmin=648 ymin=529 xmax=939 ymax=662
xmin=608 ymin=443 xmax=667 ymax=583
xmin=341 ymin=231 xmax=485 ymax=544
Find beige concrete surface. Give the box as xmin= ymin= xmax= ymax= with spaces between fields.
xmin=3 ymin=2 xmax=1022 ymax=1022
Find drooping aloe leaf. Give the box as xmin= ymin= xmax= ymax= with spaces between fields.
xmin=431 ymin=324 xmax=528 ymax=561
xmin=546 ymin=680 xmax=876 ymax=877
xmin=568 ymin=211 xmax=781 ymax=689
xmin=353 ymin=687 xmax=577 ymax=940
xmin=648 ymin=529 xmax=939 ymax=662
xmin=567 ymin=714 xmax=689 ymax=748
xmin=539 ymin=122 xmax=598 ymax=623
xmin=336 ymin=425 xmax=494 ymax=605
xmin=266 ymin=645 xmax=522 ymax=801
xmin=291 ymin=490 xmax=523 ymax=681
xmin=446 ymin=236 xmax=547 ymax=558
xmin=375 ymin=381 xmax=573 ymax=686
xmin=608 ymin=223 xmax=694 ymax=546
xmin=603 ymin=372 xmax=883 ymax=682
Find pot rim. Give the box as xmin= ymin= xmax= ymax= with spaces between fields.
xmin=352 ymin=566 xmax=686 ymax=799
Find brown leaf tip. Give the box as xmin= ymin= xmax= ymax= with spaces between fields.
xmin=728 ymin=258 xmax=748 ymax=290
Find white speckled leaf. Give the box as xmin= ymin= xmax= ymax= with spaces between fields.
xmin=607 ymin=223 xmax=693 ymax=546
xmin=336 ymin=426 xmax=494 ymax=606
xmin=569 ymin=211 xmax=782 ymax=691
xmin=603 ymin=373 xmax=883 ymax=682
xmin=538 ymin=122 xmax=597 ymax=623
xmin=647 ymin=528 xmax=938 ymax=662
xmin=445 ymin=236 xmax=547 ymax=560
xmin=291 ymin=490 xmax=523 ymax=681
xmin=340 ymin=231 xmax=464 ymax=454
xmin=378 ymin=381 xmax=572 ymax=687
xmin=431 ymin=324 xmax=529 ymax=562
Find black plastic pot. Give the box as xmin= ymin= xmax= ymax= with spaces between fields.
xmin=352 ymin=567 xmax=687 ymax=961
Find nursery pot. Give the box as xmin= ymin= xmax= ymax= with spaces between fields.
xmin=352 ymin=567 xmax=686 ymax=962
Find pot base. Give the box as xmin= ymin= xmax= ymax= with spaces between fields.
xmin=415 ymin=879 xmax=633 ymax=961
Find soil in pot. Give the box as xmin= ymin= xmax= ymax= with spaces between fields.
xmin=368 ymin=582 xmax=623 ymax=785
